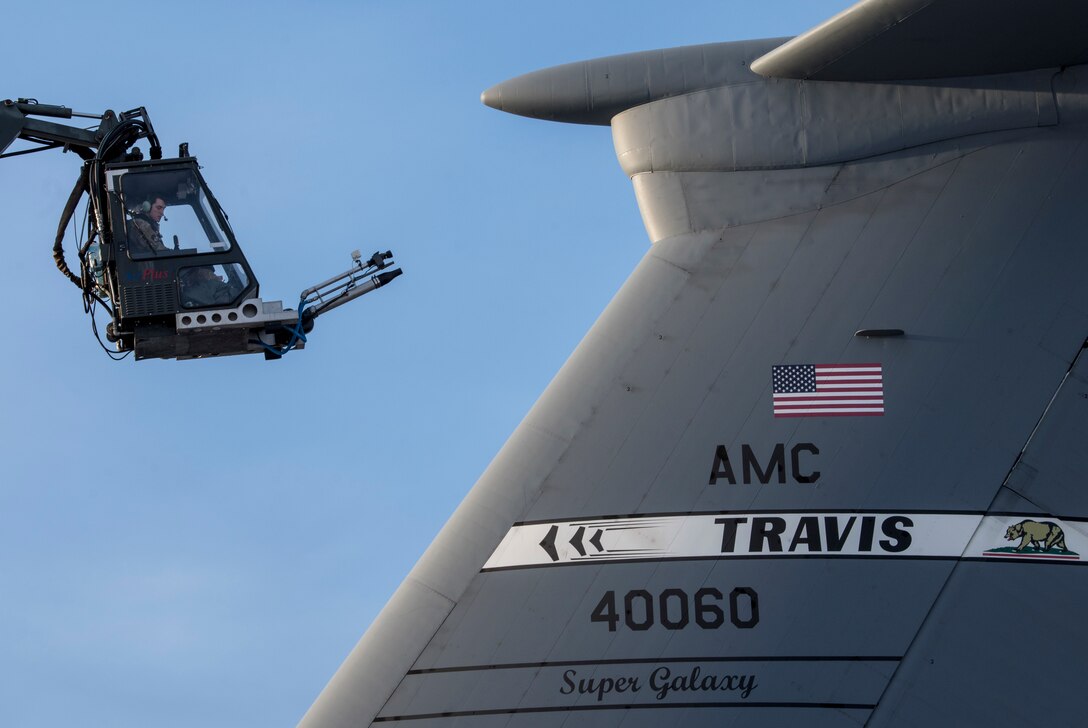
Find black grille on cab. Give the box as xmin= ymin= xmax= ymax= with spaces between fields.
xmin=121 ymin=282 xmax=175 ymax=317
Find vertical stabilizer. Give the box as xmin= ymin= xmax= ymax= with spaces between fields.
xmin=302 ymin=5 xmax=1088 ymax=726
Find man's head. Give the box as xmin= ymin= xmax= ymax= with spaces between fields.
xmin=147 ymin=196 xmax=166 ymax=223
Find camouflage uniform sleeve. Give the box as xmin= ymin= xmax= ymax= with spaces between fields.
xmin=128 ymin=219 xmax=166 ymax=254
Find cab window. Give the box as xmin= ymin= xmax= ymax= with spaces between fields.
xmin=117 ymin=169 xmax=232 ymax=259
xmin=179 ymin=263 xmax=249 ymax=309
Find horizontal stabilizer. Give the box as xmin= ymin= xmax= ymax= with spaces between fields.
xmin=751 ymin=0 xmax=1088 ymax=81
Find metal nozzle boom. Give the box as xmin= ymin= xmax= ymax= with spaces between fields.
xmin=301 ymin=250 xmax=401 ymax=321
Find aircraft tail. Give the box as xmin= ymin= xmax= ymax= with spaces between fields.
xmin=301 ymin=5 xmax=1088 ymax=726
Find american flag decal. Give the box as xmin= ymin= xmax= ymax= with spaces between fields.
xmin=772 ymin=363 xmax=884 ymax=417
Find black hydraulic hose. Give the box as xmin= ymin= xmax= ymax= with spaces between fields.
xmin=96 ymin=119 xmax=144 ymax=163
xmin=53 ymin=173 xmax=86 ymax=290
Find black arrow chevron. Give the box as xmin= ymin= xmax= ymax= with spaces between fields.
xmin=539 ymin=525 xmax=559 ymax=561
xmin=589 ymin=529 xmax=604 ymax=552
xmin=569 ymin=526 xmax=587 ymax=556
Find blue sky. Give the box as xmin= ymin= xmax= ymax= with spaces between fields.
xmin=1 ymin=2 xmax=848 ymax=726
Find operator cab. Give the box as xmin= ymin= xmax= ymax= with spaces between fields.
xmin=109 ymin=160 xmax=256 ymax=315
xmin=99 ymin=158 xmax=299 ymax=359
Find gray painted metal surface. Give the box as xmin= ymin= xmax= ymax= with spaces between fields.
xmin=480 ymin=39 xmax=785 ymax=126
xmin=300 ymin=2 xmax=1088 ymax=725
